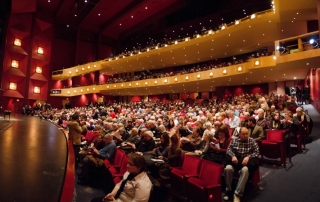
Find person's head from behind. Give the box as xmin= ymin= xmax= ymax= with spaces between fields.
xmin=71 ymin=113 xmax=79 ymax=121
xmin=144 ymin=131 xmax=154 ymax=141
xmin=127 ymin=153 xmax=147 ymax=174
xmin=239 ymin=127 xmax=249 ymax=142
xmin=248 ymin=117 xmax=256 ymax=127
xmin=296 ymin=107 xmax=303 ymax=117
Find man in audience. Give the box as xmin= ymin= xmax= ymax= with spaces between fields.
xmin=240 ymin=112 xmax=250 ymax=127
xmin=228 ymin=111 xmax=241 ymax=130
xmin=78 ymin=134 xmax=116 ymax=184
xmin=148 ymin=120 xmax=160 ymax=138
xmin=127 ymin=130 xmax=155 ymax=154
xmin=181 ymin=126 xmax=202 ymax=152
xmin=247 ymin=117 xmax=265 ymax=142
xmin=223 ymin=127 xmax=259 ymax=202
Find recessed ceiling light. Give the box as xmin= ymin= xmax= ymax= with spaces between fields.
xmin=145 ymin=7 xmax=148 ymax=9
xmin=131 ymin=16 xmax=133 ymax=18
xmin=120 ymin=23 xmax=122 ymax=25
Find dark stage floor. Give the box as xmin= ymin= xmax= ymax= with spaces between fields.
xmin=0 ymin=114 xmax=68 ymax=202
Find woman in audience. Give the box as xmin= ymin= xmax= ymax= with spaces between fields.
xmin=154 ymin=133 xmax=170 ymax=156
xmin=167 ymin=118 xmax=175 ymax=131
xmin=185 ymin=130 xmax=215 ymax=157
xmin=158 ymin=134 xmax=182 ymax=179
xmin=91 ymin=153 xmax=152 ymax=202
xmin=268 ymin=112 xmax=282 ymax=130
xmin=203 ymin=124 xmax=232 ymax=164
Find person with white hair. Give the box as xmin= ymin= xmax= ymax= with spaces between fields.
xmin=228 ymin=111 xmax=240 ymax=129
xmin=129 ymin=130 xmax=156 ymax=154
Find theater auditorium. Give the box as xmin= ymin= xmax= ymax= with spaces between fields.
xmin=0 ymin=0 xmax=320 ymax=201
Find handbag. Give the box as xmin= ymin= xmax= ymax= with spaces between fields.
xmin=87 ymin=154 xmax=104 ymax=167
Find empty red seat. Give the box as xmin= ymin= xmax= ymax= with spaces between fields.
xmin=104 ymin=148 xmax=125 ymax=169
xmin=186 ymin=160 xmax=224 ymax=202
xmin=261 ymin=129 xmax=290 ymax=168
xmin=109 ymin=154 xmax=129 ymax=184
xmin=170 ymin=155 xmax=202 ymax=200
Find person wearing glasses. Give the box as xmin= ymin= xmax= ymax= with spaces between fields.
xmin=91 ymin=153 xmax=152 ymax=202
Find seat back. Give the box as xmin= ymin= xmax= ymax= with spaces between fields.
xmin=118 ymin=155 xmax=129 ymax=175
xmin=266 ymin=130 xmax=284 ymax=142
xmin=107 ymin=149 xmax=125 ymax=167
xmin=181 ymin=155 xmax=202 ymax=175
xmin=198 ymin=160 xmax=223 ymax=185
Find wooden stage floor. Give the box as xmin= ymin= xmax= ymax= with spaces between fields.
xmin=0 ymin=114 xmax=67 ymax=202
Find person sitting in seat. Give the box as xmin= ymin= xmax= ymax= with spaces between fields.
xmin=91 ymin=153 xmax=153 ymax=202
xmin=180 ymin=126 xmax=202 ymax=152
xmin=247 ymin=117 xmax=265 ymax=142
xmin=223 ymin=127 xmax=259 ymax=202
xmin=127 ymin=131 xmax=156 ymax=154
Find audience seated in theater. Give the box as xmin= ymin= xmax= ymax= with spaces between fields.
xmin=228 ymin=111 xmax=241 ymax=129
xmin=219 ymin=112 xmax=229 ymax=125
xmin=203 ymin=124 xmax=232 ymax=164
xmin=148 ymin=120 xmax=160 ymax=139
xmin=128 ymin=131 xmax=156 ymax=155
xmin=240 ymin=112 xmax=250 ymax=128
xmin=186 ymin=129 xmax=214 ymax=157
xmin=181 ymin=126 xmax=202 ymax=152
xmin=268 ymin=112 xmax=282 ymax=130
xmin=78 ymin=134 xmax=116 ymax=184
xmin=255 ymin=108 xmax=268 ymax=130
xmin=247 ymin=117 xmax=265 ymax=142
xmin=223 ymin=127 xmax=259 ymax=202
xmin=91 ymin=153 xmax=152 ymax=202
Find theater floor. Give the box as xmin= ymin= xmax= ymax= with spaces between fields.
xmin=0 ymin=114 xmax=67 ymax=202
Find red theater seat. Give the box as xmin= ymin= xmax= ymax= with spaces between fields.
xmin=170 ymin=155 xmax=202 ymax=200
xmin=109 ymin=154 xmax=129 ymax=184
xmin=186 ymin=160 xmax=224 ymax=202
xmin=260 ymin=130 xmax=290 ymax=168
xmin=104 ymin=148 xmax=125 ymax=169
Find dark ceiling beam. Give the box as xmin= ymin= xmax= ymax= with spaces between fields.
xmin=53 ymin=0 xmax=65 ymax=20
xmin=99 ymin=0 xmax=144 ymax=32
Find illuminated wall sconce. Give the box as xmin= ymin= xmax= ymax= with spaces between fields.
xmin=87 ymin=66 xmax=90 ymax=69
xmin=87 ymin=88 xmax=89 ymax=91
xmin=68 ymin=71 xmax=72 ymax=74
xmin=235 ymin=20 xmax=240 ymax=25
xmin=36 ymin=66 xmax=42 ymax=73
xmin=123 ymin=56 xmax=125 ymax=58
xmin=9 ymin=82 xmax=17 ymax=90
xmin=185 ymin=76 xmax=189 ymax=80
xmin=145 ymin=82 xmax=148 ymax=85
xmin=174 ymin=77 xmax=178 ymax=82
xmin=130 ymin=53 xmax=133 ymax=56
xmin=136 ymin=82 xmax=139 ymax=86
xmin=164 ymin=79 xmax=168 ymax=83
xmin=221 ymin=25 xmax=226 ymax=30
xmin=11 ymin=60 xmax=19 ymax=68
xmin=107 ymin=86 xmax=109 ymax=88
xmin=185 ymin=38 xmax=189 ymax=42
xmin=254 ymin=60 xmax=260 ymax=66
xmin=116 ymin=57 xmax=118 ymax=60
xmin=208 ymin=30 xmax=213 ymax=34
xmin=138 ymin=51 xmax=141 ymax=54
xmin=121 ymin=84 xmax=124 ymax=87
xmin=82 ymin=67 xmax=85 ymax=71
xmin=251 ymin=14 xmax=256 ymax=19
xmin=196 ymin=34 xmax=200 ymax=38
xmin=210 ymin=72 xmax=213 ymax=77
xmin=114 ymin=85 xmax=117 ymax=88
xmin=74 ymin=90 xmax=77 ymax=93
xmin=14 ymin=38 xmax=21 ymax=46
xmin=223 ymin=69 xmax=227 ymax=74
xmin=129 ymin=83 xmax=132 ymax=86
xmin=147 ymin=48 xmax=150 ymax=52
xmin=175 ymin=41 xmax=178 ymax=44
xmin=197 ymin=74 xmax=200 ymax=78
xmin=238 ymin=66 xmax=243 ymax=71
xmin=154 ymin=80 xmax=158 ymax=84
xmin=94 ymin=65 xmax=96 ymax=68
xmin=93 ymin=87 xmax=95 ymax=90
xmin=67 ymin=91 xmax=70 ymax=94
xmin=76 ymin=69 xmax=79 ymax=72
xmin=81 ymin=89 xmax=83 ymax=92
xmin=273 ymin=56 xmax=276 ymax=60
xmin=155 ymin=46 xmax=158 ymax=49
xmin=165 ymin=44 xmax=168 ymax=47
xmin=37 ymin=47 xmax=44 ymax=54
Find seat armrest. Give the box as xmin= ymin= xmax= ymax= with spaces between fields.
xmin=113 ymin=174 xmax=124 ymax=177
xmin=185 ymin=174 xmax=199 ymax=178
xmin=206 ymin=184 xmax=221 ymax=189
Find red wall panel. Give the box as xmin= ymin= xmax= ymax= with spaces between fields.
xmin=51 ymin=38 xmax=75 ymax=71
xmin=76 ymin=40 xmax=96 ymax=65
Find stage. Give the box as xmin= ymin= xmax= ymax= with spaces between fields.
xmin=0 ymin=114 xmax=68 ymax=201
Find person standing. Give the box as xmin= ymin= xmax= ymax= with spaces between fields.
xmin=223 ymin=127 xmax=259 ymax=202
xmin=67 ymin=113 xmax=83 ymax=167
